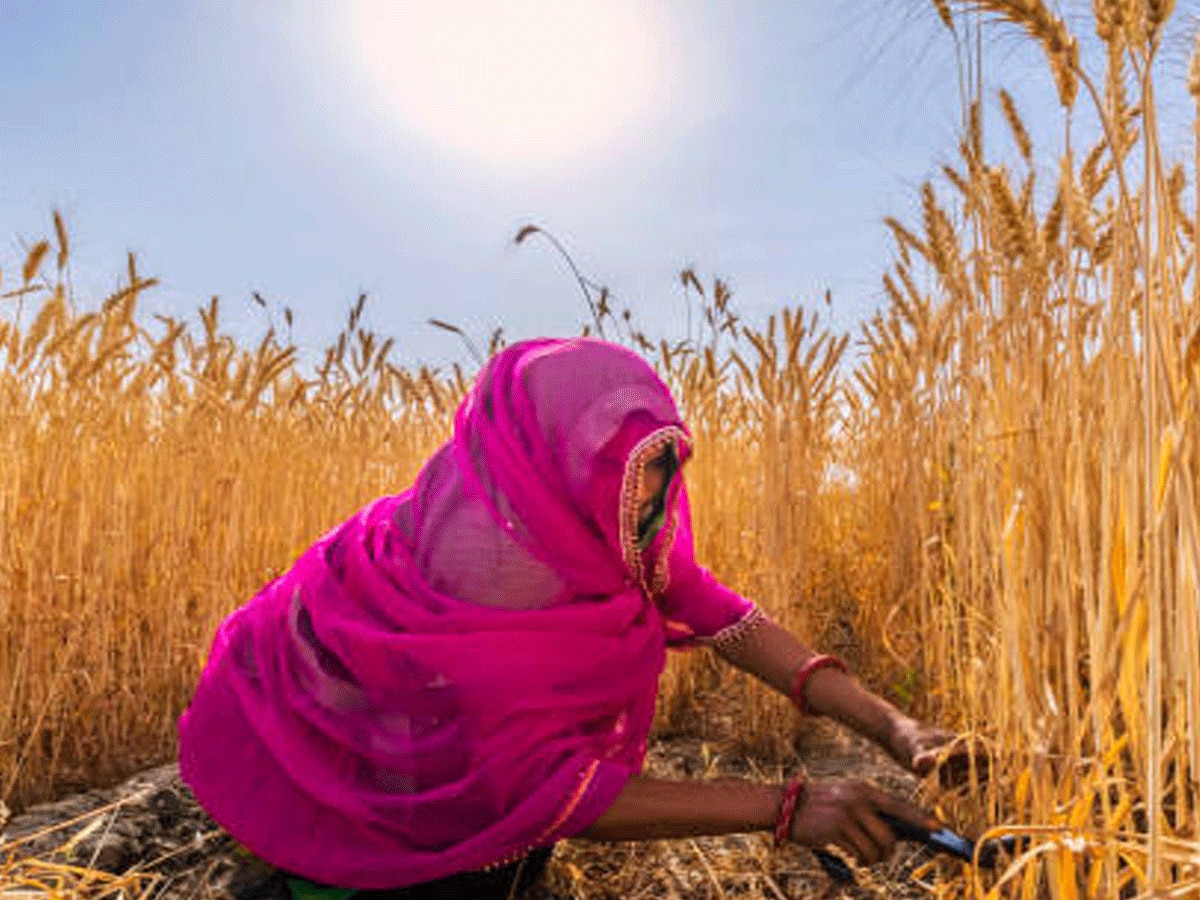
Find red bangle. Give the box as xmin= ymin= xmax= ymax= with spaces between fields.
xmin=790 ymin=654 xmax=848 ymax=716
xmin=773 ymin=773 xmax=807 ymax=848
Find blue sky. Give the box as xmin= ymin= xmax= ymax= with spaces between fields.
xmin=2 ymin=1 xmax=1197 ymax=367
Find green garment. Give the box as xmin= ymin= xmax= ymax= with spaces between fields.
xmin=635 ymin=502 xmax=668 ymax=551
xmin=285 ymin=877 xmax=357 ymax=900
xmin=228 ymin=843 xmax=356 ymax=900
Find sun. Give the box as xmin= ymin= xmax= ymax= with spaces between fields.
xmin=343 ymin=0 xmax=677 ymax=172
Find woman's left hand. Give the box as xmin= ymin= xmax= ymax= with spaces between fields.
xmin=886 ymin=717 xmax=985 ymax=787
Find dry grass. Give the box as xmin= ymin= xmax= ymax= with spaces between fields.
xmin=3 ymin=3 xmax=1200 ymax=896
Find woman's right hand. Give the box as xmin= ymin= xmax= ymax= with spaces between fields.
xmin=788 ymin=779 xmax=941 ymax=866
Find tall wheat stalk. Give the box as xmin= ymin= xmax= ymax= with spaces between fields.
xmin=845 ymin=3 xmax=1200 ymax=894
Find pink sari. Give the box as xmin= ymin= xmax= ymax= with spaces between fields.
xmin=178 ymin=338 xmax=755 ymax=889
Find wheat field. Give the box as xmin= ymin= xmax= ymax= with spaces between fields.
xmin=3 ymin=3 xmax=1200 ymax=897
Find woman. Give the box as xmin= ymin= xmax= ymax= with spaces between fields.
xmin=179 ymin=338 xmax=961 ymax=900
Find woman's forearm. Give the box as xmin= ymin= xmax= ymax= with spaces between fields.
xmin=577 ymin=775 xmax=783 ymax=842
xmin=803 ymin=665 xmax=911 ymax=743
xmin=716 ymin=617 xmax=913 ymax=749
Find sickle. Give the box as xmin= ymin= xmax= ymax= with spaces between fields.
xmin=813 ymin=811 xmax=1021 ymax=884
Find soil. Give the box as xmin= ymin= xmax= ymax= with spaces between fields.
xmin=1 ymin=719 xmax=955 ymax=900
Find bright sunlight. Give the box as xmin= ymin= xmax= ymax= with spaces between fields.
xmin=343 ymin=0 xmax=677 ymax=172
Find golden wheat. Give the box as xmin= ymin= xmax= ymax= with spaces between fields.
xmin=849 ymin=3 xmax=1200 ymax=895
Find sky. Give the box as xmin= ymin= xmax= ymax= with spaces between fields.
xmin=2 ymin=1 xmax=1198 ymax=368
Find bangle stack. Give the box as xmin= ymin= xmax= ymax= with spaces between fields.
xmin=789 ymin=654 xmax=849 ymax=716
xmin=773 ymin=772 xmax=807 ymax=848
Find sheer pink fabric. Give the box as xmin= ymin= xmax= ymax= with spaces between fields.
xmin=178 ymin=338 xmax=753 ymax=889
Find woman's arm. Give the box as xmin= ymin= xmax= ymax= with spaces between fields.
xmin=577 ymin=776 xmax=781 ymax=841
xmin=651 ymin=485 xmax=963 ymax=776
xmin=577 ymin=774 xmax=940 ymax=865
xmin=714 ymin=617 xmax=936 ymax=770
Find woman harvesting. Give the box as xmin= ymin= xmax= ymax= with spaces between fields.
xmin=179 ymin=337 xmax=963 ymax=899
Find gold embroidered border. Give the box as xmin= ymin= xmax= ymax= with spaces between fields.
xmin=535 ymin=758 xmax=600 ymax=844
xmin=649 ymin=499 xmax=679 ymax=596
xmin=618 ymin=426 xmax=688 ymax=595
xmin=700 ymin=605 xmax=768 ymax=654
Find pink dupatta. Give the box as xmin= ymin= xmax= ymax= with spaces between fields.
xmin=178 ymin=338 xmax=753 ymax=889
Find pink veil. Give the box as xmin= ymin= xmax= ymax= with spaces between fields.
xmin=178 ymin=338 xmax=697 ymax=889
